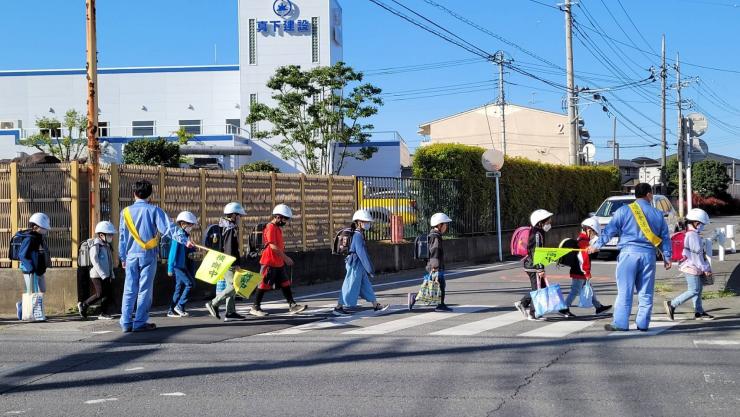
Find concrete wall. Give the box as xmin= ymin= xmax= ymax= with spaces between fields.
xmin=0 ymin=225 xmax=580 ymax=317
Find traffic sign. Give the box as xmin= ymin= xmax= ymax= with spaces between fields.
xmin=481 ymin=149 xmax=504 ymax=172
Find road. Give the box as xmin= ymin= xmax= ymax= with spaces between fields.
xmin=1 ymin=254 xmax=739 ymax=416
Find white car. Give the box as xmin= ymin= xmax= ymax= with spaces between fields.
xmin=591 ymin=194 xmax=680 ymax=252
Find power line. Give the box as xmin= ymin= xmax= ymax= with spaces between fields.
xmin=614 ymin=0 xmax=660 ymax=55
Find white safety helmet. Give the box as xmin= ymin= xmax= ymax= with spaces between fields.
xmin=686 ymin=208 xmax=710 ymax=225
xmin=352 ymin=209 xmax=374 ymax=223
xmin=580 ymin=217 xmax=601 ymax=235
xmin=224 ymin=202 xmax=246 ymax=216
xmin=530 ymin=209 xmax=554 ymax=227
xmin=430 ymin=212 xmax=452 ymax=227
xmin=273 ymin=204 xmax=293 ymax=218
xmin=29 ymin=213 xmax=50 ymax=230
xmin=176 ymin=211 xmax=198 ymax=225
xmin=94 ymin=221 xmax=116 ymax=235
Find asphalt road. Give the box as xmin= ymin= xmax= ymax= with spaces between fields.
xmin=1 ymin=254 xmax=739 ymax=416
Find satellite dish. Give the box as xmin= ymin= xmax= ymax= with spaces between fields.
xmin=583 ymin=143 xmax=596 ymax=162
xmin=481 ymin=149 xmax=504 ymax=172
xmin=687 ymin=113 xmax=708 ymax=137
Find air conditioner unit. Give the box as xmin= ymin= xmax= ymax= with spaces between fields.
xmin=0 ymin=121 xmax=14 ymax=129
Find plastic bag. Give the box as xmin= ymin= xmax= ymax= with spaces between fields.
xmin=530 ymin=283 xmax=567 ymax=318
xmin=417 ymin=273 xmax=441 ymax=305
xmin=578 ymin=280 xmax=595 ymax=308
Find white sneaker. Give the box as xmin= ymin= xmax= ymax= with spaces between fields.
xmin=514 ymin=301 xmax=527 ymax=318
xmin=174 ymin=306 xmax=189 ymax=317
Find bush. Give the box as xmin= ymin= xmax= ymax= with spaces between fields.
xmin=412 ymin=144 xmax=620 ymax=229
xmin=123 ymin=138 xmax=180 ymax=167
xmin=692 ymin=159 xmax=730 ymax=198
xmin=239 ymin=160 xmax=281 ymax=173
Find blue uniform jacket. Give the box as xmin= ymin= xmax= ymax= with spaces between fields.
xmin=347 ymin=230 xmax=374 ymax=275
xmin=168 ymin=228 xmax=195 ymax=274
xmin=595 ymin=199 xmax=672 ymax=259
xmin=118 ymin=199 xmax=174 ymax=260
xmin=18 ymin=230 xmax=48 ymax=275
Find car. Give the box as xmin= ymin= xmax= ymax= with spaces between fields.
xmin=356 ymin=181 xmax=419 ymax=226
xmin=591 ymin=194 xmax=680 ymax=252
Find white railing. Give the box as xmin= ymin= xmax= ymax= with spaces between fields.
xmin=12 ymin=123 xmax=249 ymax=139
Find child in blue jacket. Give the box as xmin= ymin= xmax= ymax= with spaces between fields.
xmin=15 ymin=212 xmax=51 ymax=320
xmin=167 ymin=211 xmax=198 ymax=317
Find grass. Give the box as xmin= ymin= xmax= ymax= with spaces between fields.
xmin=654 ymin=282 xmax=674 ymax=295
xmin=702 ymin=289 xmax=738 ymax=300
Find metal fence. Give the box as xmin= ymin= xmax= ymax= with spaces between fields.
xmin=356 ymin=176 xmax=497 ymax=240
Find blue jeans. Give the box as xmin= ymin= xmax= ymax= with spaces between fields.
xmin=564 ymin=279 xmax=603 ymax=309
xmin=120 ymin=255 xmax=158 ymax=331
xmin=671 ymin=274 xmax=704 ymax=313
xmin=171 ymin=268 xmax=194 ymax=310
xmin=338 ymin=261 xmax=377 ymax=307
xmin=613 ymin=250 xmax=656 ymax=330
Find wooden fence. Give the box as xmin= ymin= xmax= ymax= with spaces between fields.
xmin=0 ymin=163 xmax=356 ymax=268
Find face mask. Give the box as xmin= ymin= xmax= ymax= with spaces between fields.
xmin=363 ymin=222 xmax=372 ymax=231
xmin=277 ymin=220 xmax=287 ymax=227
xmin=106 ymin=234 xmax=115 ymax=242
xmin=184 ymin=226 xmax=193 ymax=233
xmin=590 ymin=236 xmax=598 ymax=246
xmin=543 ymin=224 xmax=552 ymax=232
xmin=38 ymin=228 xmax=48 ymax=235
xmin=696 ymin=224 xmax=705 ymax=233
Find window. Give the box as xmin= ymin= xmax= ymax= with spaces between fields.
xmin=179 ymin=120 xmax=202 ymax=135
xmin=226 ymin=119 xmax=240 ymax=134
xmin=311 ymin=17 xmax=319 ymax=63
xmin=132 ymin=121 xmax=155 ymax=136
xmin=249 ymin=19 xmax=257 ymax=65
xmin=98 ymin=121 xmax=108 ymax=137
xmin=250 ymin=94 xmax=257 ymax=137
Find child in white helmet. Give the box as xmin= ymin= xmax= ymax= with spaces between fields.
xmin=333 ymin=209 xmax=389 ymax=316
xmin=78 ymin=221 xmax=117 ymax=320
xmin=167 ymin=211 xmax=198 ymax=318
xmin=206 ymin=202 xmax=247 ymax=322
xmin=514 ymin=209 xmax=553 ymax=320
xmin=15 ymin=212 xmax=51 ymax=320
xmin=664 ymin=208 xmax=714 ymax=321
xmin=408 ymin=212 xmax=453 ymax=311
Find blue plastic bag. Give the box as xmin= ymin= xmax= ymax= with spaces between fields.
xmin=579 ymin=280 xmax=594 ymax=308
xmin=530 ymin=283 xmax=567 ymax=318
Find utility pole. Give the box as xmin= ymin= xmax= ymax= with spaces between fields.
xmin=676 ymin=53 xmax=685 ymax=217
xmin=86 ymin=0 xmax=101 ymax=233
xmin=660 ymin=34 xmax=667 ymax=194
xmin=612 ymin=117 xmax=617 ymax=167
xmin=494 ymin=51 xmax=509 ymax=156
xmin=564 ymin=0 xmax=579 ymax=165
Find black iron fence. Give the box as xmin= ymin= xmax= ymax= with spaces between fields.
xmin=356 ymin=176 xmax=497 ymax=241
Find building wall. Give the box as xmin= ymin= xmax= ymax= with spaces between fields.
xmin=423 ymin=104 xmax=571 ymax=165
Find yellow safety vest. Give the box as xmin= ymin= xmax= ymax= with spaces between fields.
xmin=122 ymin=207 xmax=159 ymax=250
xmin=628 ymin=202 xmax=662 ymax=247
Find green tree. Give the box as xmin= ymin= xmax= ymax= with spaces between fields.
xmin=246 ymin=62 xmax=382 ymax=175
xmin=239 ymin=160 xmax=281 ymax=173
xmin=664 ymin=155 xmax=679 ymax=196
xmin=123 ymin=138 xmax=181 ymax=167
xmin=20 ymin=110 xmax=88 ymax=161
xmin=692 ymin=159 xmax=730 ymax=197
xmin=175 ymin=127 xmax=194 ymax=145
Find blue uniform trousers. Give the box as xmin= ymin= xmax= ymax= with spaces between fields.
xmin=613 ymin=249 xmax=656 ymax=330
xmin=338 ymin=262 xmax=377 ymax=307
xmin=120 ymin=255 xmax=158 ymax=331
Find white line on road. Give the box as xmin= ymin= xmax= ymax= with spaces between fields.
xmin=609 ymin=320 xmax=681 ymax=336
xmin=518 ymin=320 xmax=595 ymax=338
xmin=124 ymin=367 xmax=144 ymax=371
xmin=344 ymin=305 xmax=490 ymax=335
xmin=160 ymin=392 xmax=186 ymax=396
xmin=694 ymin=340 xmax=740 ymax=346
xmin=91 ymin=331 xmax=113 ymax=334
xmin=84 ymin=398 xmax=118 ymax=405
xmin=262 ymin=305 xmax=404 ymax=335
xmin=430 ymin=310 xmax=523 ymax=336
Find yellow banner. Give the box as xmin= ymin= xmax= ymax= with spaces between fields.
xmin=533 ymin=247 xmax=581 ymax=266
xmin=233 ymin=268 xmax=261 ymax=299
xmin=195 ymin=250 xmax=236 ymax=284
xmin=628 ymin=202 xmax=662 ymax=247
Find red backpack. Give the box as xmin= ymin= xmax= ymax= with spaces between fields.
xmin=511 ymin=226 xmax=532 ymax=257
xmin=670 ymin=231 xmax=686 ymax=262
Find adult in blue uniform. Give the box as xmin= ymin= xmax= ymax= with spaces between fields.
xmin=588 ymin=183 xmax=672 ymax=331
xmin=119 ymin=180 xmax=176 ymax=332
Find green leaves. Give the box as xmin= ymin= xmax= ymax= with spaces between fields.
xmin=122 ymin=138 xmax=181 ymax=167
xmin=239 ymin=160 xmax=281 ymax=173
xmin=19 ymin=110 xmax=87 ymax=161
xmin=691 ymin=159 xmax=730 ymax=198
xmin=246 ymin=62 xmax=383 ymax=174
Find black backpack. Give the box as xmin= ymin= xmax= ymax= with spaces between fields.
xmin=203 ymin=224 xmax=223 ymax=251
xmin=557 ymin=238 xmax=580 ymax=269
xmin=413 ymin=234 xmax=430 ymax=260
xmin=332 ymin=228 xmax=355 ymax=256
xmin=248 ymin=223 xmax=267 ymax=257
xmin=9 ymin=230 xmax=31 ymax=261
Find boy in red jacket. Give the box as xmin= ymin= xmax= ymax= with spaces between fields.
xmin=559 ymin=217 xmax=612 ymax=317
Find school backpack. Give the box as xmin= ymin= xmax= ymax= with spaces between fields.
xmin=413 ymin=234 xmax=430 ymax=260
xmin=510 ymin=226 xmax=532 ymax=258
xmin=159 ymin=235 xmax=172 ymax=260
xmin=78 ymin=239 xmax=94 ymax=267
xmin=9 ymin=230 xmax=31 ymax=261
xmin=557 ymin=238 xmax=580 ymax=269
xmin=670 ymin=231 xmax=687 ymax=262
xmin=247 ymin=223 xmax=268 ymax=257
xmin=203 ymin=224 xmax=223 ymax=251
xmin=332 ymin=228 xmax=354 ymax=256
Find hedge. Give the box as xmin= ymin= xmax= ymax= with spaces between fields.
xmin=412 ymin=143 xmax=620 ymax=229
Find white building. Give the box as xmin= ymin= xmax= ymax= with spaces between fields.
xmin=0 ymin=0 xmax=404 ymax=175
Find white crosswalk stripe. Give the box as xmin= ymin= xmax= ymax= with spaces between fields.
xmin=518 ymin=320 xmax=595 ymax=338
xmin=262 ymin=306 xmax=403 ymax=335
xmin=430 ymin=311 xmax=523 ymax=336
xmin=343 ymin=305 xmax=489 ymax=335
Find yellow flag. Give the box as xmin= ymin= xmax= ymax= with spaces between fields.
xmin=533 ymin=247 xmax=580 ymax=266
xmin=233 ymin=268 xmax=261 ymax=299
xmin=195 ymin=250 xmax=237 ymax=284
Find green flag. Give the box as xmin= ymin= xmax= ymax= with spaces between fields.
xmin=533 ymin=247 xmax=581 ymax=266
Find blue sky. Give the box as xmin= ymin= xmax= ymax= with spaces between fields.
xmin=1 ymin=0 xmax=739 ymax=161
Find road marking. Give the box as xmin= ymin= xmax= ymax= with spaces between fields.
xmin=343 ymin=305 xmax=490 ymax=335
xmin=609 ymin=320 xmax=681 ymax=336
xmin=262 ymin=306 xmax=403 ymax=335
xmin=518 ymin=320 xmax=595 ymax=338
xmin=124 ymin=367 xmax=144 ymax=371
xmin=91 ymin=330 xmax=113 ymax=334
xmin=5 ymin=411 xmax=28 ymax=415
xmin=84 ymin=398 xmax=118 ymax=405
xmin=694 ymin=340 xmax=740 ymax=346
xmin=430 ymin=310 xmax=523 ymax=336
xmin=160 ymin=392 xmax=186 ymax=396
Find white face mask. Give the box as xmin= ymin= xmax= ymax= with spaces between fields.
xmin=590 ymin=236 xmax=598 ymax=245
xmin=543 ymin=224 xmax=552 ymax=232
xmin=362 ymin=222 xmax=372 ymax=231
xmin=38 ymin=228 xmax=48 ymax=235
xmin=695 ymin=224 xmax=705 ymax=234
xmin=184 ymin=226 xmax=193 ymax=233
